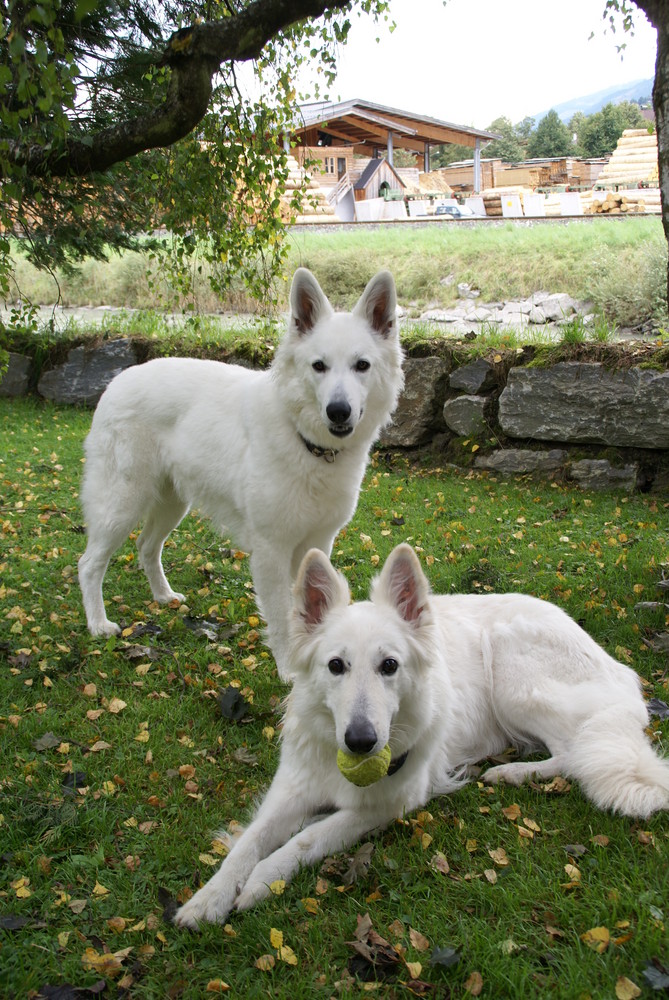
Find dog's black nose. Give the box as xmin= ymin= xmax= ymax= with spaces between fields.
xmin=327 ymin=400 xmax=352 ymax=425
xmin=345 ymin=720 xmax=377 ymax=754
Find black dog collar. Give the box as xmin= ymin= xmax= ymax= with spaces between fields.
xmin=299 ymin=434 xmax=338 ymax=463
xmin=387 ymin=750 xmax=409 ymax=777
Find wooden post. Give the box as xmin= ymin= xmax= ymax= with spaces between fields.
xmin=387 ymin=130 xmax=394 ymax=166
xmin=474 ymin=138 xmax=481 ymax=193
xmin=424 ymin=142 xmax=430 ymax=173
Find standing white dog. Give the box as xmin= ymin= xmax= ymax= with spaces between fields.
xmin=175 ymin=542 xmax=669 ymax=929
xmin=78 ymin=269 xmax=403 ymax=677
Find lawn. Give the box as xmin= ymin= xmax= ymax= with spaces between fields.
xmin=1 ymin=396 xmax=668 ymax=999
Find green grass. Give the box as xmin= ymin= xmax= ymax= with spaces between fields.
xmin=7 ymin=217 xmax=668 ymax=329
xmin=1 ymin=397 xmax=668 ymax=999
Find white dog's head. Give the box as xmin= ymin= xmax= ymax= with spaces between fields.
xmin=289 ymin=544 xmax=436 ymax=759
xmin=273 ymin=268 xmax=403 ymax=449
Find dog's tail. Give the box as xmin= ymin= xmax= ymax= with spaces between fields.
xmin=567 ymin=708 xmax=669 ymax=818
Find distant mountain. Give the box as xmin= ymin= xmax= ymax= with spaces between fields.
xmin=533 ymin=78 xmax=654 ymax=123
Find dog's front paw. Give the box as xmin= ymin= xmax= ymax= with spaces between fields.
xmin=173 ymin=884 xmax=237 ymax=930
xmin=234 ymin=877 xmax=273 ymax=913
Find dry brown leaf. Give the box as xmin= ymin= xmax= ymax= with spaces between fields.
xmin=502 ymin=803 xmax=521 ymax=822
xmin=405 ymin=961 xmax=422 ymax=980
xmin=254 ymin=955 xmax=275 ymax=972
xmin=465 ymin=970 xmax=484 ymax=996
xmin=430 ymin=851 xmax=450 ymax=875
xmin=483 ymin=868 xmax=498 ymax=884
xmin=488 ymin=847 xmax=509 ymax=866
xmin=205 ymin=980 xmax=230 ymax=993
xmin=409 ymin=928 xmax=430 ymax=952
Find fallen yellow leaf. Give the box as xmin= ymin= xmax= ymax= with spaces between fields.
xmin=269 ymin=928 xmax=284 ymax=950
xmin=581 ymin=926 xmax=610 ymax=953
xmin=615 ymin=976 xmax=641 ymax=1000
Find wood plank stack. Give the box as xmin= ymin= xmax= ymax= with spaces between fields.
xmin=282 ymin=155 xmax=338 ymax=223
xmin=594 ymin=129 xmax=659 ymax=189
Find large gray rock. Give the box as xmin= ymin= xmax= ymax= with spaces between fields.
xmin=443 ymin=395 xmax=487 ymax=436
xmin=475 ymin=448 xmax=566 ymax=475
xmin=449 ymin=358 xmax=497 ymax=394
xmin=0 ymin=353 xmax=30 ymax=397
xmin=38 ymin=339 xmax=137 ymax=406
xmin=380 ymin=357 xmax=450 ymax=447
xmin=498 ymin=362 xmax=669 ymax=449
xmin=569 ymin=459 xmax=638 ymax=492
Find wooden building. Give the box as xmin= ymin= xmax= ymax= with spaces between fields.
xmin=286 ymin=99 xmax=501 ymax=194
xmin=352 ymin=158 xmax=406 ymax=201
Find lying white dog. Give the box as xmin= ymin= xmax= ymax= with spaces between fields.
xmin=78 ymin=269 xmax=403 ymax=678
xmin=175 ymin=543 xmax=669 ymax=928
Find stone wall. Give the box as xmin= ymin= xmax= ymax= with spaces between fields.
xmin=378 ymin=351 xmax=669 ymax=491
xmin=3 ymin=338 xmax=668 ymax=491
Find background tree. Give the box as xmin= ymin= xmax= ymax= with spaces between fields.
xmin=483 ymin=116 xmax=526 ymax=162
xmin=526 ymin=109 xmax=574 ymax=158
xmin=0 ymin=0 xmax=388 ymax=333
xmin=578 ymin=100 xmax=648 ymax=156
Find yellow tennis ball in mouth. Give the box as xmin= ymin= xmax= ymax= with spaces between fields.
xmin=337 ymin=744 xmax=392 ymax=787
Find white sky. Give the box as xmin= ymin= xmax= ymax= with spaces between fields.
xmin=307 ymin=0 xmax=657 ymax=129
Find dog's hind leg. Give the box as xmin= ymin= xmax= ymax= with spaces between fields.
xmin=79 ymin=512 xmax=141 ymax=636
xmin=136 ymin=484 xmax=189 ymax=604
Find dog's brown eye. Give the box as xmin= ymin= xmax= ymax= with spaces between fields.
xmin=355 ymin=359 xmax=370 ymax=372
xmin=328 ymin=657 xmax=346 ymax=675
xmin=380 ymin=658 xmax=398 ymax=676
xmin=312 ymin=360 xmax=327 ymax=373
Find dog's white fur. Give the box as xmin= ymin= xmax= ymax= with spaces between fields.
xmin=78 ymin=269 xmax=403 ymax=677
xmin=175 ymin=542 xmax=669 ymax=929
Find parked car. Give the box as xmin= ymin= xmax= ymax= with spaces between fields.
xmin=435 ymin=203 xmax=483 ymax=219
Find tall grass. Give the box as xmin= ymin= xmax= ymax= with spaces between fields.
xmin=6 ymin=218 xmax=668 ymax=328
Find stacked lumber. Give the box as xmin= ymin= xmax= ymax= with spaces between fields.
xmin=282 ymin=155 xmax=338 ymax=223
xmin=583 ymin=188 xmax=660 ymax=215
xmin=594 ymin=129 xmax=658 ymax=189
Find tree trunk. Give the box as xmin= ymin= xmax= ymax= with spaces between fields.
xmin=635 ymin=0 xmax=669 ymax=311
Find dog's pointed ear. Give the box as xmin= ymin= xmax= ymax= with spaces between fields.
xmin=289 ymin=268 xmax=333 ymax=335
xmin=353 ymin=270 xmax=397 ymax=339
xmin=373 ymin=544 xmax=429 ymax=624
xmin=293 ymin=548 xmax=349 ymax=629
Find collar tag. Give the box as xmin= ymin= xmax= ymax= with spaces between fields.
xmin=300 ymin=435 xmax=338 ymax=463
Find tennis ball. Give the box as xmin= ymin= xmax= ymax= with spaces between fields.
xmin=337 ymin=744 xmax=392 ymax=787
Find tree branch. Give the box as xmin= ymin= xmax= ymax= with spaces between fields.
xmin=4 ymin=0 xmax=353 ymax=178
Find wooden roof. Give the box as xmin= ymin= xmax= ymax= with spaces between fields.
xmin=354 ymin=158 xmax=406 ymax=190
xmin=290 ymin=99 xmax=501 ymax=154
